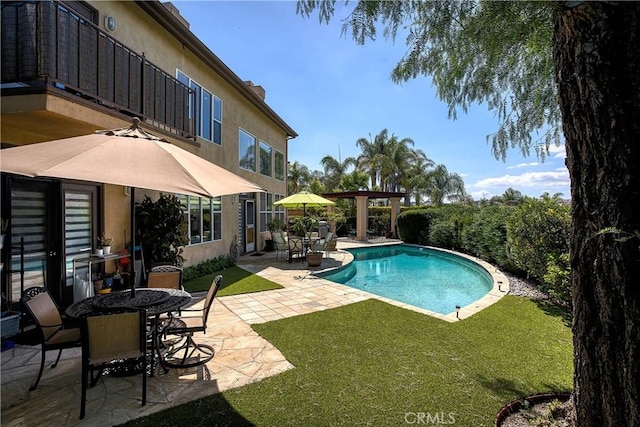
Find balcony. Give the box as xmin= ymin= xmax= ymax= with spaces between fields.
xmin=1 ymin=0 xmax=194 ymax=138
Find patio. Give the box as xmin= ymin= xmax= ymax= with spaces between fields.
xmin=0 ymin=238 xmax=507 ymax=426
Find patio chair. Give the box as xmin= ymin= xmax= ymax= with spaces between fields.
xmin=287 ymin=237 xmax=305 ymax=263
xmin=312 ymin=232 xmax=333 ymax=258
xmin=80 ymin=309 xmax=147 ymax=419
xmin=272 ymin=231 xmax=289 ymax=261
xmin=162 ymin=275 xmax=222 ymax=369
xmin=146 ymin=265 xmax=183 ymax=290
xmin=22 ymin=287 xmax=82 ymax=391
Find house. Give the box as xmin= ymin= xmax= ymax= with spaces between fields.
xmin=0 ymin=0 xmax=296 ymax=309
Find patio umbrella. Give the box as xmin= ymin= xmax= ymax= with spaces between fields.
xmin=1 ymin=117 xmax=264 ymax=197
xmin=1 ymin=118 xmax=265 ymax=292
xmin=273 ymin=191 xmax=335 ymax=216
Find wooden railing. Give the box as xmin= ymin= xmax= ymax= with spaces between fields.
xmin=1 ymin=0 xmax=194 ymax=137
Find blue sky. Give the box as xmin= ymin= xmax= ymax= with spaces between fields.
xmin=173 ymin=1 xmax=570 ymax=200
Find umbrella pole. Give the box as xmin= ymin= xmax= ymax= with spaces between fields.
xmin=130 ymin=187 xmax=136 ymax=298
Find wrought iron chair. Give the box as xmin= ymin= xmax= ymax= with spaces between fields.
xmin=22 ymin=287 xmax=82 ymax=391
xmin=80 ymin=309 xmax=147 ymax=419
xmin=287 ymin=237 xmax=305 ymax=263
xmin=162 ymin=275 xmax=222 ymax=369
xmin=147 ymin=265 xmax=183 ymax=290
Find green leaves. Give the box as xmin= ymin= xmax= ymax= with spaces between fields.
xmin=297 ymin=0 xmax=562 ymax=161
xmin=136 ymin=194 xmax=188 ymax=266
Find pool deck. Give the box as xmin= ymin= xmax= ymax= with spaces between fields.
xmin=0 ymin=239 xmax=509 ymax=426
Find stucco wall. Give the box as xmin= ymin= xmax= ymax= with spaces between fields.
xmin=84 ymin=1 xmax=292 ymax=264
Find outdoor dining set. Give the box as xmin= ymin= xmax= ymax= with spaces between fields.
xmin=20 ymin=267 xmax=221 ymax=419
xmin=272 ymin=230 xmax=334 ymax=265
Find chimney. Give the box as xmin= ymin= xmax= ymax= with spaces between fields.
xmin=244 ymin=81 xmax=266 ymax=101
xmin=162 ymin=2 xmax=190 ymax=29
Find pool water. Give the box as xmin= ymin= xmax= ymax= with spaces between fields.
xmin=320 ymin=245 xmax=493 ymax=315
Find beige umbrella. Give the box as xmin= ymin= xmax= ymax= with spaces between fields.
xmin=1 ymin=118 xmax=264 ymax=198
xmin=1 ymin=118 xmax=264 ymax=293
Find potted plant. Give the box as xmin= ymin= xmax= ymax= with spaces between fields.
xmin=92 ymin=273 xmax=105 ymax=294
xmin=97 ymin=234 xmax=113 ymax=255
xmin=136 ymin=194 xmax=188 ymax=267
xmin=292 ymin=216 xmax=323 ymax=267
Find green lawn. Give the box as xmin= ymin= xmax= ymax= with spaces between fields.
xmin=123 ymin=295 xmax=573 ymax=426
xmin=183 ymin=266 xmax=283 ymax=296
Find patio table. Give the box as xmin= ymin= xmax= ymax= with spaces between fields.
xmin=65 ymin=288 xmax=192 ymax=375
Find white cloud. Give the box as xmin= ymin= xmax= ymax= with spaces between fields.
xmin=508 ymin=162 xmax=540 ymax=169
xmin=472 ymin=170 xmax=570 ymax=189
xmin=470 ymin=189 xmax=494 ymax=200
xmin=548 ymin=144 xmax=567 ymax=159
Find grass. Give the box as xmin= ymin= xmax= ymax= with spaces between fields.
xmin=183 ymin=266 xmax=283 ymax=296
xmin=123 ymin=295 xmax=573 ymax=427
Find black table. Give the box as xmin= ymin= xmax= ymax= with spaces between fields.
xmin=66 ymin=288 xmax=191 ymax=318
xmin=66 ymin=288 xmax=192 ymax=374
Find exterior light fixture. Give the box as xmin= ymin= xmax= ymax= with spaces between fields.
xmin=455 ymin=305 xmax=461 ymax=319
xmin=105 ymin=16 xmax=117 ymax=32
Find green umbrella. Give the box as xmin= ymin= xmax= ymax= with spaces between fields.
xmin=273 ymin=191 xmax=335 ymax=216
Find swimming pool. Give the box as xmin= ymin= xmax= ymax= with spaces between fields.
xmin=320 ymin=244 xmax=493 ymax=315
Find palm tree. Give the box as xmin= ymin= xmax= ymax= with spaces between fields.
xmin=404 ymin=149 xmax=436 ymax=206
xmin=378 ymin=134 xmax=415 ymax=192
xmin=287 ymin=161 xmax=310 ymax=195
xmin=356 ymin=129 xmax=389 ymax=189
xmin=502 ymin=187 xmax=525 ymax=205
xmin=425 ymin=164 xmax=467 ymax=206
xmin=320 ymin=154 xmax=356 ymax=192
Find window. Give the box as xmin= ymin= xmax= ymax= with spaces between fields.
xmin=239 ymin=129 xmax=256 ymax=172
xmin=202 ymin=89 xmax=212 ymax=141
xmin=62 ymin=1 xmax=98 ymax=24
xmin=260 ymin=193 xmax=285 ymax=232
xmin=64 ymin=189 xmax=94 ymax=288
xmin=274 ymin=194 xmax=285 ymax=222
xmin=259 ymin=141 xmax=272 ymax=177
xmin=188 ymin=197 xmax=201 ymax=244
xmin=259 ymin=193 xmax=273 ymax=232
xmin=213 ymin=96 xmax=222 ymax=144
xmin=275 ymin=150 xmax=285 ymax=181
xmin=179 ymin=195 xmax=222 ymax=244
xmin=176 ymin=70 xmax=222 ymax=144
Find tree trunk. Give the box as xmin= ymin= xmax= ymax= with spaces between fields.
xmin=552 ymin=3 xmax=640 ymax=426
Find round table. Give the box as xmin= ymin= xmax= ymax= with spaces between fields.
xmin=66 ymin=288 xmax=192 ymax=375
xmin=66 ymin=288 xmax=191 ymax=318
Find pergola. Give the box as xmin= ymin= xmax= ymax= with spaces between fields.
xmin=322 ymin=191 xmax=407 ymax=241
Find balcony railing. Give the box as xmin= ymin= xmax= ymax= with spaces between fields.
xmin=1 ymin=0 xmax=194 ymax=137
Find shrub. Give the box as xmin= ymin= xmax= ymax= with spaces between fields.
xmin=429 ymin=219 xmax=456 ymax=248
xmin=433 ymin=204 xmax=477 ymax=249
xmin=462 ymin=205 xmax=516 ymax=271
xmin=397 ymin=210 xmax=436 ymax=245
xmin=543 ymin=252 xmax=572 ymax=307
xmin=183 ymin=255 xmax=235 ymax=282
xmin=369 ymin=212 xmax=391 ymax=236
xmin=506 ymin=197 xmax=571 ymax=282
